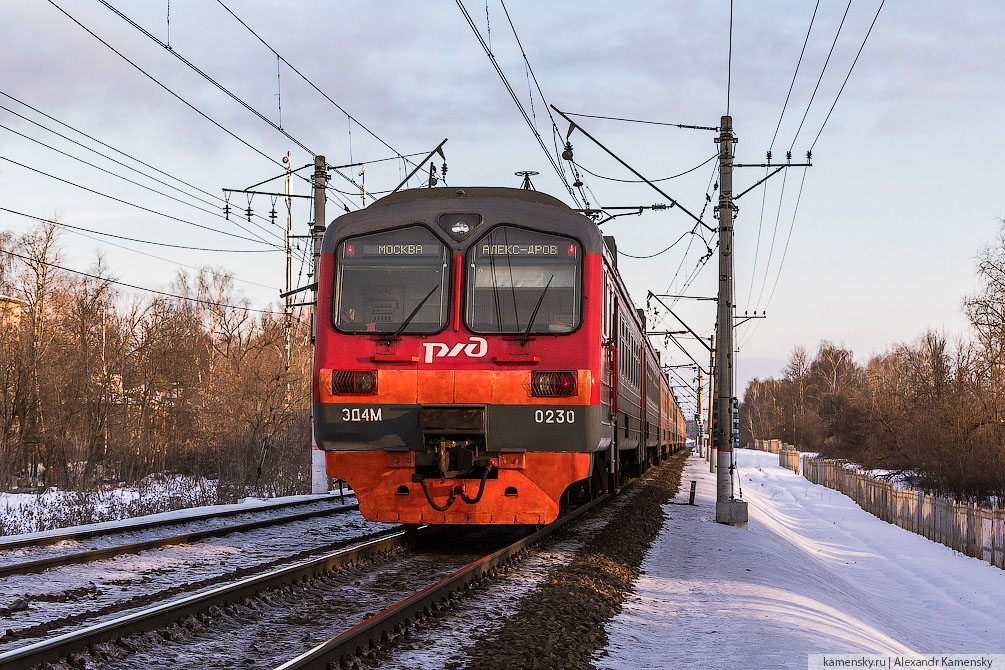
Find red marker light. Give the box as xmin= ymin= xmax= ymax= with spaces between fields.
xmin=346 ymin=244 xmax=355 ymax=256
xmin=567 ymin=243 xmax=577 ymax=257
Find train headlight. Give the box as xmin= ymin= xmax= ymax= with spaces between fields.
xmin=437 ymin=213 xmax=481 ymax=241
xmin=332 ymin=370 xmax=378 ymax=395
xmin=531 ymin=371 xmax=578 ymax=397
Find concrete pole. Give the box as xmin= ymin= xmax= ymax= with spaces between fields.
xmin=707 ymin=334 xmax=715 ymax=471
xmin=283 ymin=153 xmax=292 ymax=375
xmin=696 ymin=369 xmax=703 ymax=457
xmin=714 ymin=116 xmax=747 ymax=526
xmin=310 ymin=155 xmax=328 ymax=495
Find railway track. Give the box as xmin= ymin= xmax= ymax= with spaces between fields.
xmin=0 ymin=493 xmax=609 ymax=670
xmin=0 ymin=493 xmax=351 ymax=552
xmin=0 ymin=528 xmax=409 ymax=670
xmin=275 ymin=494 xmax=607 ymax=670
xmin=0 ymin=499 xmax=359 ymax=578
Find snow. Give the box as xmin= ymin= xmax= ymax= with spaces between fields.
xmin=598 ymin=450 xmax=1005 ymax=669
xmin=0 ymin=491 xmax=350 ymax=546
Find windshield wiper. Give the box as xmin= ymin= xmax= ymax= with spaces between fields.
xmin=521 ymin=274 xmax=554 ymax=345
xmin=382 ymin=285 xmax=438 ymax=343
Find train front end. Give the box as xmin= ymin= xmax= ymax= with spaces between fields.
xmin=313 ymin=188 xmax=604 ymax=525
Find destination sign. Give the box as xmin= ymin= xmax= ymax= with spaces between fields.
xmin=479 ymin=243 xmax=560 ymax=257
xmin=343 ymin=241 xmax=443 ymax=258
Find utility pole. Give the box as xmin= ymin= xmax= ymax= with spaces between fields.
xmin=713 ymin=116 xmax=747 ymax=527
xmin=310 ymin=154 xmax=328 ymax=495
xmin=707 ymin=334 xmax=715 ymax=471
xmin=283 ymin=153 xmax=293 ymax=375
xmin=695 ymin=369 xmax=704 ymax=457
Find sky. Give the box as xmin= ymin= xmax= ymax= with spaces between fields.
xmin=1 ymin=1 xmax=1003 ymax=419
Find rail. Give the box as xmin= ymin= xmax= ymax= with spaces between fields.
xmin=0 ymin=528 xmax=408 ymax=670
xmin=0 ymin=502 xmax=359 ymax=578
xmin=0 ymin=494 xmax=351 ymax=551
xmin=274 ymin=493 xmax=610 ymax=670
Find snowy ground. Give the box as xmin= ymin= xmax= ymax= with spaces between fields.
xmin=598 ymin=450 xmax=1005 ymax=669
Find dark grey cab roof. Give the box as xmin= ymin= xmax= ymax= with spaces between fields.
xmin=320 ymin=186 xmax=606 ymax=255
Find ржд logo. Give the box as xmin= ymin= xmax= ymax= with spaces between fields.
xmin=422 ymin=336 xmax=487 ymax=363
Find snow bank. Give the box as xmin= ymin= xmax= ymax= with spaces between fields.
xmin=598 ymin=451 xmax=1005 ymax=668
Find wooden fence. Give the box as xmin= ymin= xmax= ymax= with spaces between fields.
xmin=778 ymin=447 xmax=800 ymax=474
xmin=801 ymin=456 xmax=1005 ymax=570
xmin=749 ymin=439 xmax=783 ymax=453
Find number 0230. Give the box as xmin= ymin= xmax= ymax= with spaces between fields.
xmin=534 ymin=409 xmax=575 ymax=424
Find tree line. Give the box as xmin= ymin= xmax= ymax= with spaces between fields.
xmin=740 ymin=225 xmax=1005 ymax=505
xmin=0 ymin=222 xmax=311 ymax=498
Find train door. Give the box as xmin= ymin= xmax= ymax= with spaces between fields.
xmin=601 ymin=276 xmax=618 ymax=486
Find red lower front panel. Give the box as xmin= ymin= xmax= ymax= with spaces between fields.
xmin=326 ymin=451 xmax=592 ymax=525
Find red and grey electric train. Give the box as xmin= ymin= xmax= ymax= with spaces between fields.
xmin=313 ymin=187 xmax=686 ymax=525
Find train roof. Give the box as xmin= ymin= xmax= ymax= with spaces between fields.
xmin=367 ymin=186 xmax=570 ymax=211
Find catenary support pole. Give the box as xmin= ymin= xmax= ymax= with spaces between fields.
xmin=310 ymin=155 xmax=328 ymax=495
xmin=713 ymin=116 xmax=747 ymax=526
xmin=696 ymin=368 xmax=703 ymax=457
xmin=708 ymin=334 xmax=715 ymax=471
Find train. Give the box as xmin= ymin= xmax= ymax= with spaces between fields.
xmin=312 ymin=186 xmax=687 ymax=525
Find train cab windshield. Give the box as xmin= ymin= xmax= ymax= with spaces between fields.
xmin=334 ymin=226 xmax=449 ymax=334
xmin=465 ymin=226 xmax=581 ymax=335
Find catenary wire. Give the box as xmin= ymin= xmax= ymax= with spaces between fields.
xmin=573 ymin=153 xmax=717 ymax=184
xmin=0 ymin=93 xmax=300 ymax=254
xmin=0 ymin=154 xmax=279 ymax=247
xmin=213 ymin=0 xmax=419 ymax=171
xmin=789 ymin=0 xmax=854 ymax=151
xmin=0 ymin=207 xmax=275 ymax=254
xmin=42 ymin=1 xmax=356 ymax=214
xmin=455 ymin=0 xmax=582 ymax=207
xmin=0 ymin=122 xmax=283 ymax=248
xmin=809 ymin=0 xmax=886 ymax=151
xmin=58 ymin=225 xmax=280 ymax=291
xmin=0 ymin=248 xmax=281 ymax=314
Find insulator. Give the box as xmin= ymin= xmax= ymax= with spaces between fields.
xmin=766 ymin=150 xmax=772 ymax=161
xmin=561 ymin=142 xmax=574 ymax=161
xmin=441 ymin=161 xmax=447 ymax=177
xmin=269 ymin=208 xmax=277 ymax=221
xmin=246 ymin=207 xmax=253 ymax=222
xmin=223 ymin=204 xmax=230 ymax=220
xmin=786 ymin=151 xmax=792 ymax=161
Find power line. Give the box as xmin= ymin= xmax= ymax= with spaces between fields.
xmin=0 ymin=154 xmax=277 ymax=247
xmin=769 ymin=1 xmax=821 ymax=151
xmin=42 ymin=0 xmax=355 ymax=215
xmin=44 ymin=1 xmax=283 ymax=172
xmin=0 ymin=97 xmax=299 ymax=252
xmin=573 ymin=154 xmax=717 ymax=184
xmin=0 ymin=207 xmax=274 ymax=253
xmin=96 ymin=1 xmax=371 ymax=204
xmin=58 ymin=223 xmax=280 ymax=292
xmin=0 ymin=248 xmax=281 ymax=314
xmin=809 ymin=0 xmax=886 ymax=151
xmin=0 ymin=121 xmax=283 ymax=248
xmin=748 ymin=1 xmax=819 ymax=310
xmin=212 ymin=0 xmax=418 ymax=171
xmin=789 ymin=0 xmax=854 ymax=151
xmin=562 ymin=111 xmax=718 ymax=132
xmin=497 ymin=0 xmax=583 ymax=192
xmin=97 ymin=0 xmax=313 ymax=157
xmin=0 ymin=93 xmax=234 ymax=214
xmin=455 ymin=0 xmax=581 ymax=206
xmin=618 ymin=228 xmax=692 ymax=259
